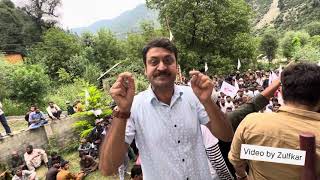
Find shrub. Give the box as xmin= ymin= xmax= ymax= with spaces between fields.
xmin=44 ymin=78 xmax=87 ymax=110
xmin=8 ymin=64 xmax=50 ymax=105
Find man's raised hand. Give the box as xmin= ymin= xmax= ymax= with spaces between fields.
xmin=109 ymin=72 xmax=135 ymax=113
xmin=189 ymin=70 xmax=214 ymax=104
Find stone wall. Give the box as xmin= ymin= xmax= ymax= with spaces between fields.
xmin=0 ymin=117 xmax=79 ymax=164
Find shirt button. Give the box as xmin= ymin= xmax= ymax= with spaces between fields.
xmin=186 ymin=178 xmax=189 ymax=180
xmin=178 ymin=140 xmax=180 ymax=143
xmin=174 ymin=124 xmax=177 ymax=127
xmin=182 ymin=159 xmax=185 ymax=162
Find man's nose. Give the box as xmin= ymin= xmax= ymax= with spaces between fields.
xmin=157 ymin=61 xmax=167 ymax=71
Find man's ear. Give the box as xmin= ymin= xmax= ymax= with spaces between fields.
xmin=144 ymin=66 xmax=147 ymax=76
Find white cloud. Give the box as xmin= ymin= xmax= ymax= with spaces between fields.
xmin=60 ymin=0 xmax=145 ymax=28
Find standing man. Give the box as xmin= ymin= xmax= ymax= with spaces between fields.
xmin=229 ymin=62 xmax=320 ymax=179
xmin=0 ymin=101 xmax=12 ymax=137
xmin=99 ymin=38 xmax=233 ymax=179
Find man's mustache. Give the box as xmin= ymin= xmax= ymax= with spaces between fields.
xmin=153 ymin=71 xmax=171 ymax=77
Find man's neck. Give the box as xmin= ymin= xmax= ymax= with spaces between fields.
xmin=152 ymin=85 xmax=174 ymax=105
xmin=285 ymin=102 xmax=319 ymax=112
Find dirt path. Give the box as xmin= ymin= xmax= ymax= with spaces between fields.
xmin=255 ymin=0 xmax=281 ymax=29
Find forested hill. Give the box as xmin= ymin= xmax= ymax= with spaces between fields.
xmin=247 ymin=0 xmax=320 ymax=30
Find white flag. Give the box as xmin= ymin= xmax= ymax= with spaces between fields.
xmin=205 ymin=62 xmax=208 ymax=72
xmin=268 ymin=71 xmax=279 ymax=86
xmin=220 ymin=81 xmax=238 ymax=97
xmin=237 ymin=59 xmax=241 ymax=70
xmin=278 ymin=64 xmax=283 ymax=75
xmin=318 ymin=61 xmax=320 ymax=66
xmin=234 ymin=79 xmax=239 ymax=91
xmin=169 ymin=30 xmax=174 ymax=41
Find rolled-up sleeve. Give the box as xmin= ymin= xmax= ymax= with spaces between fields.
xmin=125 ymin=116 xmax=136 ymax=145
xmin=196 ymin=100 xmax=209 ymax=125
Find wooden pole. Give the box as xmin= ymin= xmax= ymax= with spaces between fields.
xmin=300 ymin=132 xmax=317 ymax=180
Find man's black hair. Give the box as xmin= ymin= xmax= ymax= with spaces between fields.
xmin=130 ymin=165 xmax=142 ymax=178
xmin=142 ymin=38 xmax=178 ymax=66
xmin=281 ymin=62 xmax=320 ymax=107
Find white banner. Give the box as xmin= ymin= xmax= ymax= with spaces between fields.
xmin=220 ymin=81 xmax=238 ymax=97
xmin=240 ymin=144 xmax=306 ymax=166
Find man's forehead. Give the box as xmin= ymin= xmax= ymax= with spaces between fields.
xmin=146 ymin=47 xmax=175 ymax=58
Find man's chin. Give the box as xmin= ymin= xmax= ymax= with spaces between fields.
xmin=151 ymin=80 xmax=174 ymax=89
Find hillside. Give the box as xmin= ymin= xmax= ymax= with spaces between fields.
xmin=248 ymin=0 xmax=320 ymax=30
xmin=71 ymin=4 xmax=159 ymax=36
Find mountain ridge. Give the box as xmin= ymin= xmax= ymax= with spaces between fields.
xmin=71 ymin=4 xmax=159 ymax=35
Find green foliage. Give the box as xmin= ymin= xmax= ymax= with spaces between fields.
xmin=27 ymin=28 xmax=82 ymax=80
xmin=73 ymin=120 xmax=94 ymax=138
xmin=0 ymin=0 xmax=41 ymax=54
xmin=1 ymin=98 xmax=28 ymax=116
xmin=293 ymin=44 xmax=320 ymax=62
xmin=259 ymin=29 xmax=279 ymax=62
xmin=8 ymin=64 xmax=50 ymax=104
xmin=57 ymin=68 xmax=72 ymax=84
xmin=273 ymin=0 xmax=320 ymax=30
xmin=310 ymin=35 xmax=320 ymax=47
xmin=147 ymin=0 xmax=254 ymax=74
xmin=44 ymin=78 xmax=87 ymax=110
xmin=305 ymin=21 xmax=320 ymax=36
xmin=280 ymin=31 xmax=310 ymax=58
xmin=47 ymin=136 xmax=61 ymax=155
xmin=89 ymin=29 xmax=125 ymax=71
xmin=72 ymin=85 xmax=112 ymax=137
xmin=0 ymin=60 xmax=15 ymax=99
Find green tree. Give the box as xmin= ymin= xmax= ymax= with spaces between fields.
xmin=281 ymin=31 xmax=310 ymax=59
xmin=146 ymin=0 xmax=254 ymax=74
xmin=305 ymin=21 xmax=320 ymax=36
xmin=293 ymin=44 xmax=320 ymax=62
xmin=0 ymin=0 xmax=41 ymax=54
xmin=90 ymin=29 xmax=125 ymax=71
xmin=8 ymin=64 xmax=50 ymax=104
xmin=27 ymin=28 xmax=82 ymax=80
xmin=260 ymin=29 xmax=279 ymax=63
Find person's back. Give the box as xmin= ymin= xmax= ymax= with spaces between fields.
xmin=233 ymin=109 xmax=320 ymax=179
xmin=229 ymin=62 xmax=320 ymax=180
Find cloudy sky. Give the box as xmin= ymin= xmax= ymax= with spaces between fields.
xmin=13 ymin=0 xmax=145 ymax=28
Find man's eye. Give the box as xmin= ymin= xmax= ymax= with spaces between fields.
xmin=150 ymin=59 xmax=159 ymax=65
xmin=163 ymin=57 xmax=174 ymax=65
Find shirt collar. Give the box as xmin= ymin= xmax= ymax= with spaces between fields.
xmin=278 ymin=105 xmax=320 ymax=121
xmin=147 ymin=84 xmax=183 ymax=104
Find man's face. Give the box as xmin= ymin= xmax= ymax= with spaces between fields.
xmin=30 ymin=107 xmax=35 ymax=112
xmin=12 ymin=153 xmax=19 ymax=158
xmin=238 ymin=90 xmax=244 ymax=96
xmin=49 ymin=103 xmax=54 ymax=107
xmin=273 ymin=105 xmax=280 ymax=112
xmin=26 ymin=147 xmax=33 ymax=154
xmin=226 ymin=97 xmax=231 ymax=102
xmin=220 ymin=99 xmax=225 ymax=105
xmin=16 ymin=169 xmax=22 ymax=176
xmin=144 ymin=47 xmax=177 ymax=89
xmin=134 ymin=175 xmax=143 ymax=180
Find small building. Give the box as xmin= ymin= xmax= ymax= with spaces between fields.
xmin=1 ymin=51 xmax=24 ymax=64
